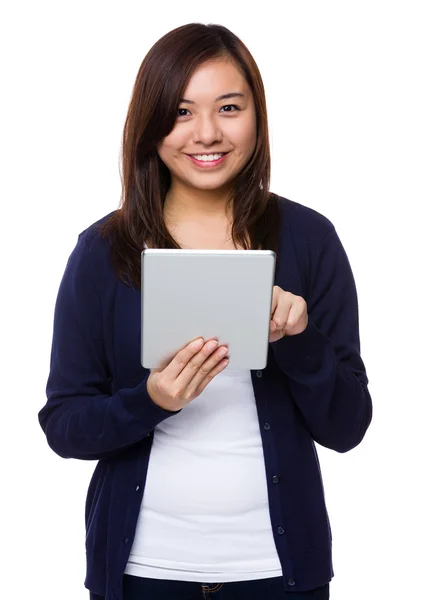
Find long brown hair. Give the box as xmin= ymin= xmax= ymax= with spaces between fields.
xmin=99 ymin=23 xmax=280 ymax=288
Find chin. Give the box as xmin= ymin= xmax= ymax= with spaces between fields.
xmin=194 ymin=183 xmax=228 ymax=191
xmin=186 ymin=178 xmax=231 ymax=191
xmin=195 ymin=171 xmax=237 ymax=185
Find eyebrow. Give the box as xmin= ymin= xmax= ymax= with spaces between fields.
xmin=179 ymin=92 xmax=245 ymax=104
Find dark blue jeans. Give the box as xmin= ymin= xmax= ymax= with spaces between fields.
xmin=91 ymin=574 xmax=330 ymax=599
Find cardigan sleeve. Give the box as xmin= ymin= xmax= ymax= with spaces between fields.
xmin=270 ymin=226 xmax=373 ymax=453
xmin=38 ymin=234 xmax=181 ymax=461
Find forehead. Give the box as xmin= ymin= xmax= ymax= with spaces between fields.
xmin=182 ymin=59 xmax=250 ymax=101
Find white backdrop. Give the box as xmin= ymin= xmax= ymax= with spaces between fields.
xmin=2 ymin=1 xmax=429 ymax=599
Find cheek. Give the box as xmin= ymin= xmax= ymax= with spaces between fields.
xmin=229 ymin=117 xmax=257 ymax=153
xmin=158 ymin=130 xmax=186 ymax=160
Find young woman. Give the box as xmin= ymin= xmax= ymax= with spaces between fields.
xmin=38 ymin=23 xmax=373 ymax=600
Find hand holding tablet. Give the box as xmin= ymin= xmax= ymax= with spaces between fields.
xmin=146 ymin=337 xmax=230 ymax=412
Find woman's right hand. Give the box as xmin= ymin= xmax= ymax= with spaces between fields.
xmin=146 ymin=338 xmax=229 ymax=412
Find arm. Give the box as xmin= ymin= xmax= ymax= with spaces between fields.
xmin=270 ymin=226 xmax=373 ymax=453
xmin=38 ymin=234 xmax=181 ymax=461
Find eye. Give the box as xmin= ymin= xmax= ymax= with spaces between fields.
xmin=176 ymin=105 xmax=241 ymax=118
xmin=220 ymin=104 xmax=241 ymax=113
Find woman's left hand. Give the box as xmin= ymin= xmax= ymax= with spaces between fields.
xmin=269 ymin=286 xmax=309 ymax=343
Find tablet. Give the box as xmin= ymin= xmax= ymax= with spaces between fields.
xmin=141 ymin=249 xmax=276 ymax=370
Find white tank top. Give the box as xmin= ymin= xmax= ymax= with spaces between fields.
xmin=124 ymin=368 xmax=283 ymax=582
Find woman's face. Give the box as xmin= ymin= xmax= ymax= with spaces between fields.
xmin=157 ymin=59 xmax=257 ymax=194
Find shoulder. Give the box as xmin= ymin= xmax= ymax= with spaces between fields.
xmin=276 ymin=195 xmax=335 ymax=246
xmin=66 ymin=210 xmax=118 ymax=281
xmin=73 ymin=210 xmax=118 ymax=263
xmin=77 ymin=210 xmax=117 ymax=249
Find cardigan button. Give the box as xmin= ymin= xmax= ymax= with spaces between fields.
xmin=123 ymin=537 xmax=129 ymax=544
xmin=272 ymin=475 xmax=279 ymax=484
xmin=288 ymin=579 xmax=296 ymax=586
xmin=264 ymin=423 xmax=271 ymax=430
xmin=277 ymin=527 xmax=285 ymax=535
xmin=256 ymin=370 xmax=263 ymax=378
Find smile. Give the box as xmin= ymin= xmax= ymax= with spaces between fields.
xmin=187 ymin=152 xmax=229 ymax=168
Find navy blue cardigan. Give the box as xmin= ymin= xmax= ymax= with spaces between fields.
xmin=38 ymin=196 xmax=372 ymax=599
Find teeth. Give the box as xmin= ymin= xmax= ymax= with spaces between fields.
xmin=191 ymin=153 xmax=224 ymax=161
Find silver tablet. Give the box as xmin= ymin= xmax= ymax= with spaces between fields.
xmin=141 ymin=249 xmax=276 ymax=370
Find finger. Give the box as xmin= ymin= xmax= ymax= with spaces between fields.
xmin=271 ymin=286 xmax=279 ymax=316
xmin=182 ymin=343 xmax=229 ymax=395
xmin=150 ymin=337 xmax=202 ymax=373
xmin=162 ymin=337 xmax=205 ymax=379
xmin=193 ymin=356 xmax=230 ymax=397
xmin=175 ymin=339 xmax=226 ymax=389
xmin=151 ymin=349 xmax=181 ymax=373
xmin=272 ymin=295 xmax=293 ymax=329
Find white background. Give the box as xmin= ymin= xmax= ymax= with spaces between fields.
xmin=1 ymin=1 xmax=429 ymax=599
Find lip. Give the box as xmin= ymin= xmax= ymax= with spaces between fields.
xmin=187 ymin=152 xmax=229 ymax=168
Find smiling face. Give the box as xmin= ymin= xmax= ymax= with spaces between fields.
xmin=157 ymin=58 xmax=257 ymax=198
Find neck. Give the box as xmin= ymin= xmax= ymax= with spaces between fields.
xmin=164 ymin=182 xmax=233 ymax=221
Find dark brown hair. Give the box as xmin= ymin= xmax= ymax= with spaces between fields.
xmin=99 ymin=22 xmax=280 ymax=288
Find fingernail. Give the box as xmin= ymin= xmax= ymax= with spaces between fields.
xmin=193 ymin=338 xmax=204 ymax=347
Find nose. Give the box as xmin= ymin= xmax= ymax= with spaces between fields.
xmin=192 ymin=113 xmax=223 ymax=146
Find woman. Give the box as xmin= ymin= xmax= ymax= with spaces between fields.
xmin=38 ymin=23 xmax=372 ymax=600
